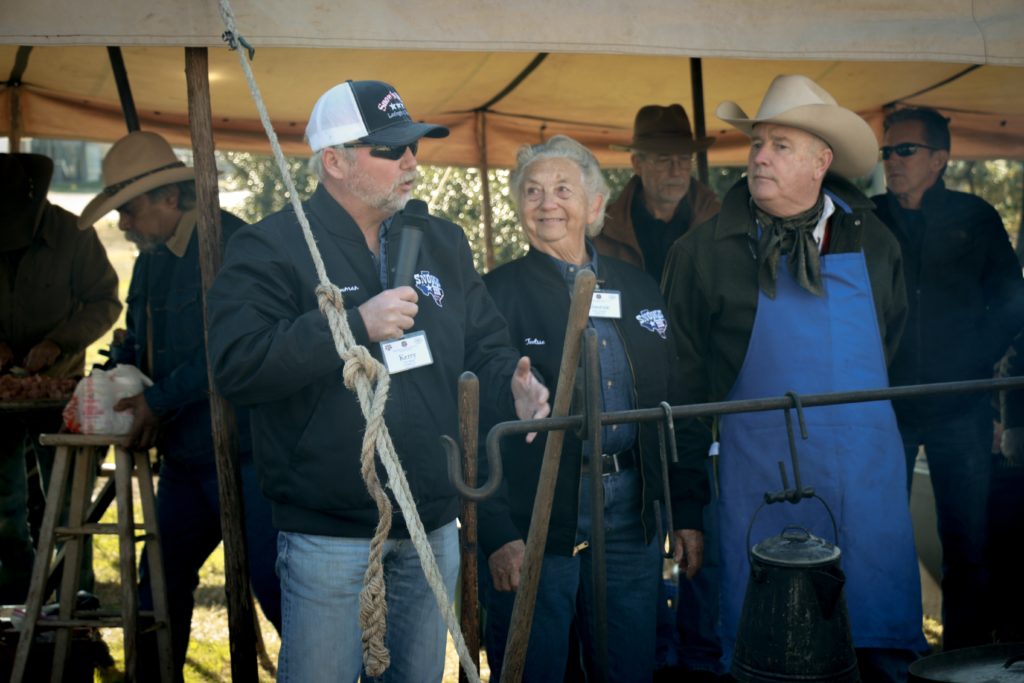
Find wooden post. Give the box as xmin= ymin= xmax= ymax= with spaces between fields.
xmin=7 ymin=46 xmax=32 ymax=152
xmin=457 ymin=373 xmax=481 ymax=683
xmin=477 ymin=111 xmax=496 ymax=271
xmin=501 ymin=270 xmax=596 ymax=683
xmin=184 ymin=46 xmax=258 ymax=682
xmin=9 ymin=84 xmax=22 ymax=152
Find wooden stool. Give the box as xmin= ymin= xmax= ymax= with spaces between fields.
xmin=10 ymin=434 xmax=173 ymax=683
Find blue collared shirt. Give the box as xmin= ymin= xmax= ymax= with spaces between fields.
xmin=373 ymin=216 xmax=396 ymax=289
xmin=542 ymin=243 xmax=637 ymax=456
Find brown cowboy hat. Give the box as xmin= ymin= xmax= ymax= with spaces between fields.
xmin=77 ymin=131 xmax=195 ymax=230
xmin=716 ymin=74 xmax=878 ymax=179
xmin=611 ymin=104 xmax=715 ymax=155
xmin=1 ymin=153 xmax=55 ymax=251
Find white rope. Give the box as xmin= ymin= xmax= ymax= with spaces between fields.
xmin=216 ymin=2 xmax=481 ymax=680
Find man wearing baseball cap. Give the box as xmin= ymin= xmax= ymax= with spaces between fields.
xmin=662 ymin=75 xmax=927 ymax=680
xmin=207 ymin=80 xmax=549 ymax=681
xmin=78 ymin=131 xmax=282 ymax=678
xmin=596 ymin=104 xmax=721 ymax=284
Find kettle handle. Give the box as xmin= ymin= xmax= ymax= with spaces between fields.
xmin=745 ymin=493 xmax=840 ymax=569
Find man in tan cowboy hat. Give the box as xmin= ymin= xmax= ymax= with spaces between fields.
xmin=79 ymin=130 xmax=281 ymax=678
xmin=662 ymin=74 xmax=927 ymax=681
xmin=596 ymin=104 xmax=720 ymax=283
xmin=1 ymin=152 xmax=120 ymax=604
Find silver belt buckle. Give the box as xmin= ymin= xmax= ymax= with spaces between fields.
xmin=600 ymin=451 xmax=620 ymax=476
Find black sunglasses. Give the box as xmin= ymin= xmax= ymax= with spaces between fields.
xmin=880 ymin=142 xmax=941 ymax=160
xmin=342 ymin=141 xmax=418 ymax=161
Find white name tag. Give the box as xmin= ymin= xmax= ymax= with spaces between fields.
xmin=589 ymin=290 xmax=622 ymax=319
xmin=380 ymin=331 xmax=434 ymax=374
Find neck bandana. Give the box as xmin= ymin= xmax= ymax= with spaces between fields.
xmin=754 ymin=192 xmax=826 ymax=298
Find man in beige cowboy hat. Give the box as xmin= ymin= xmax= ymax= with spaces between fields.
xmin=663 ymin=74 xmax=927 ymax=681
xmin=596 ymin=104 xmax=720 ymax=284
xmin=79 ymin=130 xmax=281 ymax=678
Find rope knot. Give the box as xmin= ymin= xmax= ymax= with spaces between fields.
xmin=315 ymin=283 xmax=345 ymax=315
xmin=220 ymin=30 xmax=255 ymax=60
xmin=342 ymin=346 xmax=381 ymax=388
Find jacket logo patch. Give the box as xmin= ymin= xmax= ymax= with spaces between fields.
xmin=525 ymin=337 xmax=546 ymax=346
xmin=339 ymin=285 xmax=359 ymax=293
xmin=414 ymin=271 xmax=445 ymax=308
xmin=635 ymin=309 xmax=668 ymax=339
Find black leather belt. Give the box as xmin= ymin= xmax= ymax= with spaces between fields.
xmin=581 ymin=447 xmax=636 ymax=476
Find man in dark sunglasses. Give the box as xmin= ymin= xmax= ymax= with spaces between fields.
xmin=873 ymin=106 xmax=1024 ymax=652
xmin=207 ymin=80 xmax=550 ymax=682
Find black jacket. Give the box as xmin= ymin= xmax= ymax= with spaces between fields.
xmin=208 ymin=186 xmax=522 ymax=538
xmin=479 ymin=247 xmax=709 ymax=558
xmin=873 ymin=180 xmax=1024 ymax=424
xmin=112 ymin=210 xmax=250 ymax=465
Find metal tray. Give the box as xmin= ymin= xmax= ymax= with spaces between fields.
xmin=0 ymin=399 xmax=68 ymax=414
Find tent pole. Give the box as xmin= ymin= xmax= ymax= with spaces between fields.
xmin=477 ymin=111 xmax=496 ymax=271
xmin=184 ymin=46 xmax=259 ymax=683
xmin=107 ymin=47 xmax=140 ymax=132
xmin=689 ymin=57 xmax=709 ymax=185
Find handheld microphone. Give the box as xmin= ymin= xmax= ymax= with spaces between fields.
xmin=393 ymin=199 xmax=429 ymax=288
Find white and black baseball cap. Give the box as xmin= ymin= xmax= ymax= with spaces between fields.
xmin=305 ymin=80 xmax=449 ymax=153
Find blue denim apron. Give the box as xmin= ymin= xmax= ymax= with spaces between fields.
xmin=717 ymin=247 xmax=926 ymax=666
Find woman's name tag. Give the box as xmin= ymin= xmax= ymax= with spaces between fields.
xmin=589 ymin=290 xmax=622 ymax=319
xmin=381 ymin=330 xmax=434 ymax=374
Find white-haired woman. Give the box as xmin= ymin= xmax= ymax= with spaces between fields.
xmin=478 ymin=135 xmax=709 ymax=682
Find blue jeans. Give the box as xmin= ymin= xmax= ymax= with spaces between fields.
xmin=482 ymin=469 xmax=662 ymax=683
xmin=901 ymin=398 xmax=993 ymax=650
xmin=276 ymin=520 xmax=459 ymax=683
xmin=675 ymin=457 xmax=722 ymax=674
xmin=0 ymin=422 xmax=94 ymax=600
xmin=0 ymin=427 xmax=36 ymax=598
xmin=138 ymin=456 xmax=281 ymax=678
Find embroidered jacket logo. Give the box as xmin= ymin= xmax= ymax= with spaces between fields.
xmin=525 ymin=338 xmax=546 ymax=346
xmin=414 ymin=271 xmax=445 ymax=307
xmin=635 ymin=309 xmax=668 ymax=339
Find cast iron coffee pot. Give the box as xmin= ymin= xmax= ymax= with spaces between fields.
xmin=731 ymin=506 xmax=859 ymax=682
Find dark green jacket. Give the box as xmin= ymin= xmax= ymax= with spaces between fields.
xmin=662 ymin=175 xmax=907 ymax=463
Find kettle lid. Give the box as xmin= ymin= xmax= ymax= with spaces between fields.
xmin=752 ymin=526 xmax=840 ymax=568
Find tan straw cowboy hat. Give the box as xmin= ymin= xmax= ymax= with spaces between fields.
xmin=77 ymin=131 xmax=195 ymax=229
xmin=611 ymin=104 xmax=715 ymax=155
xmin=716 ymin=74 xmax=878 ymax=179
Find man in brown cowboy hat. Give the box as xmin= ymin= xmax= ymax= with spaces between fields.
xmin=663 ymin=74 xmax=927 ymax=681
xmin=596 ymin=104 xmax=720 ymax=283
xmin=1 ymin=152 xmax=120 ymax=603
xmin=79 ymin=130 xmax=281 ymax=678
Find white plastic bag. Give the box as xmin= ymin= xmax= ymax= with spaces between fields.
xmin=62 ymin=364 xmax=154 ymax=435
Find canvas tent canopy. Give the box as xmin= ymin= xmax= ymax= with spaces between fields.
xmin=2 ymin=0 xmax=1024 ymax=168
